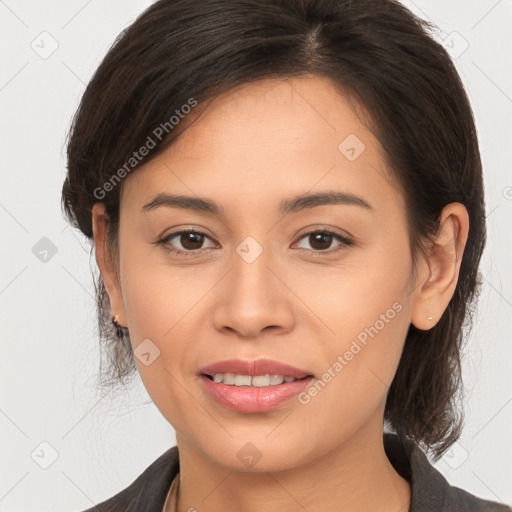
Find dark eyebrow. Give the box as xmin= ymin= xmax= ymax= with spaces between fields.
xmin=142 ymin=193 xmax=224 ymax=215
xmin=141 ymin=191 xmax=372 ymax=216
xmin=280 ymin=191 xmax=372 ymax=214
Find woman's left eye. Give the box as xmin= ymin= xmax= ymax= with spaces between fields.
xmin=294 ymin=230 xmax=353 ymax=254
xmin=157 ymin=229 xmax=352 ymax=257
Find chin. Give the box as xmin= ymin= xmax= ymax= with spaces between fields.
xmin=194 ymin=433 xmax=313 ymax=473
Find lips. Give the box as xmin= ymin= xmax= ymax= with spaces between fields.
xmin=198 ymin=358 xmax=314 ymax=379
xmin=198 ymin=358 xmax=316 ymax=412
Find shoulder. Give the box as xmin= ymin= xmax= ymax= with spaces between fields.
xmin=443 ymin=485 xmax=512 ymax=512
xmin=79 ymin=445 xmax=180 ymax=512
xmin=384 ymin=434 xmax=511 ymax=512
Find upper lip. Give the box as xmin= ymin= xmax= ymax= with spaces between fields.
xmin=199 ymin=359 xmax=314 ymax=378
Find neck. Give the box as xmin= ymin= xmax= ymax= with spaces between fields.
xmin=173 ymin=417 xmax=410 ymax=512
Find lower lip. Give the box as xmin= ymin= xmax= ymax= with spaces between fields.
xmin=199 ymin=375 xmax=314 ymax=413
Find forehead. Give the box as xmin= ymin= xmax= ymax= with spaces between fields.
xmin=167 ymin=75 xmax=372 ymax=158
xmin=121 ymin=75 xmax=401 ymax=215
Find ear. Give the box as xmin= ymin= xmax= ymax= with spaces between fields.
xmin=410 ymin=202 xmax=469 ymax=331
xmin=91 ymin=203 xmax=127 ymax=327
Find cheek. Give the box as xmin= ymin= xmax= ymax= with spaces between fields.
xmin=117 ymin=246 xmax=218 ymax=398
xmin=119 ymin=242 xmax=204 ymax=339
xmin=118 ymin=260 xmax=195 ymax=424
xmin=296 ymin=242 xmax=412 ymax=417
xmin=296 ymin=238 xmax=411 ymax=345
xmin=297 ymin=304 xmax=410 ymax=444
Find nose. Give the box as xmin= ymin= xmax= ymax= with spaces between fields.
xmin=212 ymin=244 xmax=295 ymax=339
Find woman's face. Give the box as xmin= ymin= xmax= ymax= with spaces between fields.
xmin=104 ymin=75 xmax=426 ymax=471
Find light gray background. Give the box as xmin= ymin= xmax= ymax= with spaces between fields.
xmin=0 ymin=1 xmax=511 ymax=510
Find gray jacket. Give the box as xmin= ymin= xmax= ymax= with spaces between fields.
xmin=81 ymin=434 xmax=511 ymax=511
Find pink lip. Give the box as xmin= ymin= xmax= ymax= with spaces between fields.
xmin=198 ymin=358 xmax=315 ymax=413
xmin=198 ymin=358 xmax=313 ymax=378
xmin=199 ymin=374 xmax=315 ymax=413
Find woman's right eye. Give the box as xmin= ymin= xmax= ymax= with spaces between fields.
xmin=157 ymin=230 xmax=216 ymax=256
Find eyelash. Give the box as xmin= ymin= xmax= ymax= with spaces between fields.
xmin=156 ymin=229 xmax=353 ymax=258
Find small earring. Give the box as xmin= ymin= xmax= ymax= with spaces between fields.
xmin=112 ymin=314 xmax=125 ymax=338
xmin=427 ymin=316 xmax=433 ymax=321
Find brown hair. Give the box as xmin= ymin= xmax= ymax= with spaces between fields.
xmin=62 ymin=0 xmax=485 ymax=459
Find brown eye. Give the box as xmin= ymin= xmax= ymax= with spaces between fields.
xmin=295 ymin=230 xmax=352 ymax=254
xmin=177 ymin=231 xmax=205 ymax=250
xmin=159 ymin=230 xmax=216 ymax=256
xmin=308 ymin=232 xmax=334 ymax=251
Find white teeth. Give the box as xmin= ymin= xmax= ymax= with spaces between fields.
xmin=210 ymin=373 xmax=299 ymax=387
xmin=251 ymin=375 xmax=271 ymax=387
xmin=234 ymin=375 xmax=252 ymax=386
xmin=222 ymin=373 xmax=235 ymax=385
xmin=269 ymin=374 xmax=284 ymax=385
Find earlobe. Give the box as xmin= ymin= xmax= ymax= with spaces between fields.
xmin=411 ymin=202 xmax=469 ymax=331
xmin=91 ymin=203 xmax=127 ymax=326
